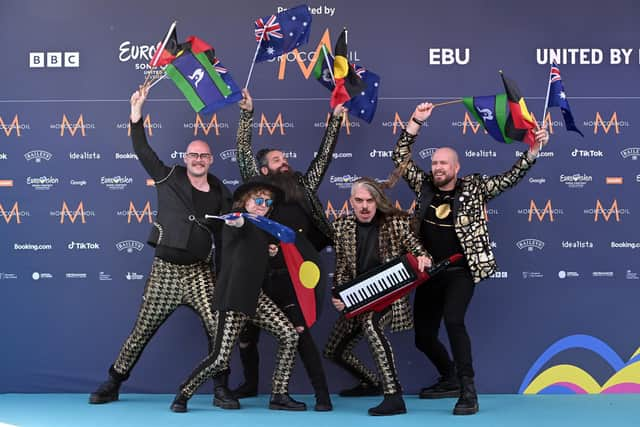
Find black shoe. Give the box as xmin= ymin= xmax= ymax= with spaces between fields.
xmin=314 ymin=397 xmax=333 ymax=412
xmin=368 ymin=393 xmax=407 ymax=416
xmin=214 ymin=385 xmax=241 ymax=409
xmin=89 ymin=378 xmax=121 ymax=404
xmin=269 ymin=393 xmax=307 ymax=411
xmin=419 ymin=375 xmax=460 ymax=399
xmin=170 ymin=393 xmax=188 ymax=413
xmin=453 ymin=376 xmax=479 ymax=415
xmin=231 ymin=382 xmax=258 ymax=399
xmin=339 ymin=381 xmax=382 ymax=397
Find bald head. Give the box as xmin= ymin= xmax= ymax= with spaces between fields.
xmin=184 ymin=139 xmax=213 ymax=178
xmin=431 ymin=146 xmax=460 ymax=190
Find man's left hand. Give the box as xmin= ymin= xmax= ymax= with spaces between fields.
xmin=529 ymin=128 xmax=550 ymax=157
xmin=416 ymin=255 xmax=432 ymax=272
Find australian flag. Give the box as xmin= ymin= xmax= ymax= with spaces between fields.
xmin=255 ymin=5 xmax=312 ymax=62
xmin=547 ymin=63 xmax=583 ymax=136
xmin=312 ymin=48 xmax=380 ymax=123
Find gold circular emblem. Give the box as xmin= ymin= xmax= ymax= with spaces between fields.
xmin=435 ymin=204 xmax=451 ymax=219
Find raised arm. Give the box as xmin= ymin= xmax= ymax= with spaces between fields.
xmin=391 ymin=103 xmax=433 ymax=194
xmin=480 ymin=128 xmax=549 ymax=201
xmin=236 ymin=88 xmax=259 ymax=181
xmin=129 ymin=87 xmax=171 ymax=181
xmin=303 ymin=104 xmax=346 ymax=192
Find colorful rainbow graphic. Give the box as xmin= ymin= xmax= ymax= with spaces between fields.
xmin=519 ymin=334 xmax=640 ymax=394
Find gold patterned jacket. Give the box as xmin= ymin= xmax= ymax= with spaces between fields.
xmin=236 ymin=110 xmax=342 ymax=247
xmin=392 ymin=130 xmax=536 ymax=284
xmin=332 ymin=214 xmax=430 ymax=332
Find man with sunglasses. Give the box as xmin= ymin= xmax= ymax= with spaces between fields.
xmin=230 ymin=89 xmax=345 ymax=411
xmin=89 ymin=86 xmax=231 ymax=405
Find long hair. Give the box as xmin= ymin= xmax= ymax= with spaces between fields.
xmin=232 ymin=187 xmax=274 ymax=210
xmin=351 ymin=176 xmax=408 ymax=220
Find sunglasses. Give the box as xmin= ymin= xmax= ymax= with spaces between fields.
xmin=185 ymin=152 xmax=213 ymax=160
xmin=252 ymin=197 xmax=273 ymax=207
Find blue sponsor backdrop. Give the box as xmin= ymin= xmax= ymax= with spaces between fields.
xmin=1 ymin=0 xmax=639 ymax=395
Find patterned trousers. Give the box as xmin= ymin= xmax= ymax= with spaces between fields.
xmin=180 ymin=291 xmax=298 ymax=398
xmin=324 ymin=307 xmax=402 ymax=395
xmin=112 ymin=256 xmax=217 ymax=376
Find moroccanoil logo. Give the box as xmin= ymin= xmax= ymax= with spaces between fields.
xmin=116 ymin=114 xmax=160 ymax=137
xmin=325 ymin=199 xmax=416 ymax=220
xmin=0 ymin=115 xmax=29 ymax=137
xmin=126 ymin=201 xmax=153 ymax=223
xmin=530 ymin=112 xmax=555 ymax=134
xmin=517 ymin=200 xmax=561 ymax=222
xmin=381 ymin=113 xmax=409 ymax=135
xmin=187 ymin=113 xmax=229 ymax=137
xmin=586 ymin=199 xmax=628 ymax=222
xmin=56 ymin=201 xmax=91 ymax=224
xmin=0 ymin=202 xmax=28 ymax=224
xmin=587 ymin=112 xmax=629 ymax=135
xmin=52 ymin=114 xmax=96 ymax=137
xmin=256 ymin=113 xmax=293 ymax=136
xmin=276 ymin=29 xmax=332 ymax=80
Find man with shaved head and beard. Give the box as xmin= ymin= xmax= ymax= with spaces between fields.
xmin=89 ymin=86 xmax=231 ymax=405
xmin=392 ymin=102 xmax=549 ymax=415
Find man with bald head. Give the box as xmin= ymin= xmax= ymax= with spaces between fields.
xmin=89 ymin=87 xmax=231 ymax=405
xmin=392 ymin=102 xmax=549 ymax=415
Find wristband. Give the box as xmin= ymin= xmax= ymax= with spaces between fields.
xmin=412 ymin=117 xmax=425 ymax=126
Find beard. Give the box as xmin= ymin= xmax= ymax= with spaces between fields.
xmin=266 ymin=169 xmax=305 ymax=204
xmin=433 ymin=173 xmax=455 ymax=189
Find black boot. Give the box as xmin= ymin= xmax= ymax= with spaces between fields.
xmin=213 ymin=373 xmax=240 ymax=409
xmin=170 ymin=392 xmax=189 ymax=413
xmin=269 ymin=393 xmax=307 ymax=411
xmin=419 ymin=371 xmax=460 ymax=399
xmin=368 ymin=393 xmax=407 ymax=416
xmin=453 ymin=376 xmax=479 ymax=415
xmin=89 ymin=366 xmax=128 ymax=404
xmin=339 ymin=381 xmax=382 ymax=397
xmin=231 ymin=342 xmax=259 ymax=399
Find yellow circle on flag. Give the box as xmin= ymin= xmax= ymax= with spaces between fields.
xmin=299 ymin=261 xmax=320 ymax=289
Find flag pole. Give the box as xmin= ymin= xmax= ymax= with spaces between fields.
xmin=432 ymin=99 xmax=463 ymax=108
xmin=540 ymin=64 xmax=553 ymax=129
xmin=146 ymin=73 xmax=167 ymax=90
xmin=143 ymin=21 xmax=177 ymax=88
xmin=244 ymin=30 xmax=265 ymax=90
xmin=321 ymin=45 xmax=335 ymax=85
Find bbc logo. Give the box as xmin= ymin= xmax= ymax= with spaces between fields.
xmin=29 ymin=52 xmax=79 ymax=68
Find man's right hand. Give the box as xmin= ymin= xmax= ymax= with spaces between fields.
xmin=406 ymin=102 xmax=434 ymax=135
xmin=238 ymin=88 xmax=253 ymax=112
xmin=331 ymin=297 xmax=345 ymax=312
xmin=130 ymin=86 xmax=148 ymax=123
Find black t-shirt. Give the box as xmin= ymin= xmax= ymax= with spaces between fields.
xmin=420 ymin=189 xmax=464 ymax=263
xmin=156 ymin=186 xmax=220 ymax=265
xmin=268 ymin=200 xmax=316 ymax=269
xmin=356 ymin=219 xmax=381 ymax=275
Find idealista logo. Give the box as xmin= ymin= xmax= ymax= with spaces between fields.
xmin=254 ymin=113 xmax=293 ymax=136
xmin=519 ymin=200 xmax=563 ymax=222
xmin=516 ymin=239 xmax=545 ymax=251
xmin=560 ymin=173 xmax=592 ymax=189
xmin=276 ymin=29 xmax=359 ymax=80
xmin=0 ymin=114 xmax=30 ymax=137
xmin=466 ymin=149 xmax=497 ymax=158
xmin=0 ymin=202 xmax=30 ymax=224
xmin=69 ymin=151 xmax=101 ymax=160
xmin=116 ymin=240 xmax=144 ymax=253
xmin=184 ymin=113 xmax=229 ymax=137
xmin=67 ymin=241 xmax=100 ymax=250
xmin=620 ymin=147 xmax=640 ymax=160
xmin=561 ymin=240 xmax=594 ymax=249
xmin=116 ymin=201 xmax=155 ymax=223
xmin=101 ymin=176 xmax=133 ymax=190
xmin=29 ymin=51 xmax=79 ymax=68
xmin=50 ymin=201 xmax=95 ymax=224
xmin=27 ymin=176 xmax=59 ymax=190
xmin=24 ymin=150 xmax=52 ymax=163
xmin=51 ymin=114 xmax=94 ymax=136
xmin=584 ymin=199 xmax=630 ymax=222
xmin=585 ymin=112 xmax=628 ymax=135
xmin=117 ymin=114 xmax=161 ymax=137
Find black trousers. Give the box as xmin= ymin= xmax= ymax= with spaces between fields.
xmin=238 ymin=270 xmax=330 ymax=401
xmin=413 ymin=267 xmax=476 ymax=379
